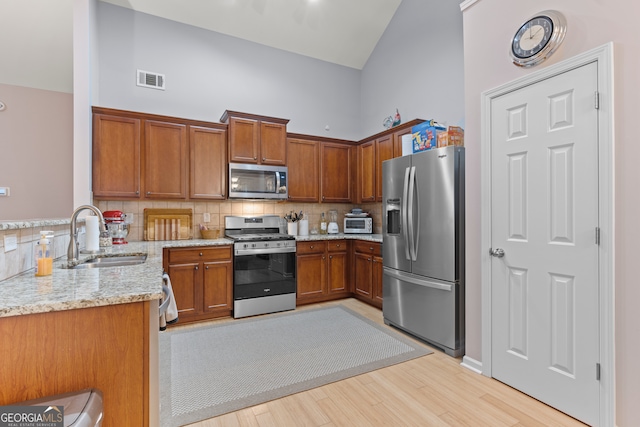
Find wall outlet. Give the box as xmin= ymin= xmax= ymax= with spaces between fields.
xmin=4 ymin=234 xmax=17 ymax=252
xmin=203 ymin=212 xmax=211 ymax=223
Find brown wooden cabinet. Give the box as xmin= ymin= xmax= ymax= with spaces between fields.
xmin=221 ymin=111 xmax=288 ymax=166
xmin=353 ymin=241 xmax=383 ymax=308
xmin=358 ymin=140 xmax=376 ymax=202
xmin=296 ymin=240 xmax=350 ymax=304
xmin=163 ymin=246 xmax=233 ymax=323
xmin=189 ymin=126 xmax=227 ymax=199
xmin=93 ymin=107 xmax=228 ymax=201
xmin=375 ymin=134 xmax=395 ymax=202
xmin=0 ymin=302 xmax=152 ymax=426
xmin=321 ymin=143 xmax=352 ymax=203
xmin=287 ymin=137 xmax=320 ymax=202
xmin=144 ymin=120 xmax=188 ymax=199
xmin=92 ymin=113 xmax=142 ymax=198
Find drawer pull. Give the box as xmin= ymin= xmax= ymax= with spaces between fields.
xmin=199 ymin=252 xmax=203 ymax=256
xmin=195 ymin=266 xmax=199 ymax=270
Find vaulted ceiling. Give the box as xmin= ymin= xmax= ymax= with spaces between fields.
xmin=1 ymin=0 xmax=403 ymax=93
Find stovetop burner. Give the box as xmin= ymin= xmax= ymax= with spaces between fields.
xmin=226 ymin=232 xmax=294 ymax=242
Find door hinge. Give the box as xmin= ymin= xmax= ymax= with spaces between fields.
xmin=595 ymin=91 xmax=600 ymax=110
xmin=595 ymin=227 xmax=600 ymax=245
xmin=596 ymin=363 xmax=601 ymax=381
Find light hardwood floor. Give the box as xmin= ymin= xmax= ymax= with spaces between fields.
xmin=174 ymin=298 xmax=586 ymax=427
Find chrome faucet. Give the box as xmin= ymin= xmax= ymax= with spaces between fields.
xmin=67 ymin=205 xmax=107 ymax=262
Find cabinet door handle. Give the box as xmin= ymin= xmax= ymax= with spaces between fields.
xmin=254 ymin=156 xmax=258 ymax=160
xmin=195 ymin=266 xmax=199 ymax=270
xmin=368 ymin=258 xmax=371 ymax=262
xmin=135 ymin=190 xmax=139 ymax=195
xmin=205 ymin=266 xmax=209 ymax=270
xmin=262 ymin=157 xmax=266 ymax=161
xmin=329 ymin=255 xmax=333 ymax=259
xmin=146 ymin=191 xmax=151 ymax=195
xmin=322 ymin=256 xmax=326 ymax=260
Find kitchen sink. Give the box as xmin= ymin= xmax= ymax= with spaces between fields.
xmin=70 ymin=254 xmax=148 ymax=269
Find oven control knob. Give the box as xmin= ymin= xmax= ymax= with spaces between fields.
xmin=264 ymin=242 xmax=269 ymax=248
xmin=243 ymin=243 xmax=249 ymax=249
xmin=251 ymin=243 xmax=256 ymax=248
xmin=277 ymin=242 xmax=281 ymax=247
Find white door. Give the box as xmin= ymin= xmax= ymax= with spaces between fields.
xmin=490 ymin=62 xmax=600 ymax=426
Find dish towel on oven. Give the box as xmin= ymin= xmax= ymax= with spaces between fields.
xmin=161 ymin=272 xmax=179 ymax=329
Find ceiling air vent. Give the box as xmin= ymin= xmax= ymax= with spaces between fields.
xmin=137 ymin=69 xmax=165 ymax=90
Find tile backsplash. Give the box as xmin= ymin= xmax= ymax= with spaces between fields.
xmin=0 ymin=201 xmax=382 ymax=281
xmin=0 ymin=222 xmax=73 ymax=282
xmin=94 ymin=200 xmax=382 ymax=241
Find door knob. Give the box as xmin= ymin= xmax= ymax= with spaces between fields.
xmin=489 ymin=248 xmax=505 ymax=258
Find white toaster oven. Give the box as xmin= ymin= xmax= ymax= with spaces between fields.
xmin=344 ymin=217 xmax=373 ymax=234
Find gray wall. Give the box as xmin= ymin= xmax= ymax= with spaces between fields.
xmin=96 ymin=2 xmax=362 ymax=140
xmin=360 ymin=0 xmax=465 ymax=136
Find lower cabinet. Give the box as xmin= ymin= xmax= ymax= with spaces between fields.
xmin=163 ymin=245 xmax=233 ymax=324
xmin=353 ymin=241 xmax=383 ymax=308
xmin=296 ymin=240 xmax=350 ymax=304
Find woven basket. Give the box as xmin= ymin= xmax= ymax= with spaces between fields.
xmin=200 ymin=229 xmax=220 ymax=239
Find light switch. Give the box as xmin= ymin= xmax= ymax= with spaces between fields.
xmin=0 ymin=187 xmax=9 ymax=196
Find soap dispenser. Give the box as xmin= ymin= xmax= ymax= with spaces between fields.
xmin=35 ymin=231 xmax=53 ymax=276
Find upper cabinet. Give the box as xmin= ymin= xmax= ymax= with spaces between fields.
xmin=221 ymin=110 xmax=288 ymax=166
xmin=144 ymin=120 xmax=188 ymax=199
xmin=356 ymin=120 xmax=423 ymax=203
xmin=321 ymin=142 xmax=353 ymax=203
xmin=287 ymin=137 xmax=320 ymax=202
xmin=93 ymin=114 xmax=142 ymax=199
xmin=189 ymin=126 xmax=227 ymax=200
xmin=92 ymin=107 xmax=227 ymax=201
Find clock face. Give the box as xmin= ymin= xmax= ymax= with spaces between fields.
xmin=510 ymin=10 xmax=567 ymax=68
xmin=512 ymin=16 xmax=553 ymax=59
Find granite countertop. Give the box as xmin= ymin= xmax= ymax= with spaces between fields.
xmin=0 ymin=237 xmax=233 ymax=318
xmin=295 ymin=233 xmax=382 ymax=243
xmin=0 ymin=233 xmax=381 ymax=319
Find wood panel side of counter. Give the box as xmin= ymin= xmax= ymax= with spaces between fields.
xmin=0 ymin=301 xmax=150 ymax=427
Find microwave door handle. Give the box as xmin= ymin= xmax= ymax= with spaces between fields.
xmin=275 ymin=172 xmax=280 ymax=194
xmin=402 ymin=166 xmax=411 ymax=260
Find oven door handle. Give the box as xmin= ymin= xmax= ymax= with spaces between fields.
xmin=235 ymin=246 xmax=297 ymax=256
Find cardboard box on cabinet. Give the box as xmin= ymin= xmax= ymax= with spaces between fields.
xmin=412 ymin=120 xmax=446 ymax=152
xmin=437 ymin=126 xmax=465 ymax=148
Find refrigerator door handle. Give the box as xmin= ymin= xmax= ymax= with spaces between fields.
xmin=383 ymin=267 xmax=453 ymax=292
xmin=407 ymin=166 xmax=417 ymax=261
xmin=402 ymin=166 xmax=411 ymax=260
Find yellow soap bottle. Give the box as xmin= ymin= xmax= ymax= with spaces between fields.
xmin=35 ymin=232 xmax=53 ymax=276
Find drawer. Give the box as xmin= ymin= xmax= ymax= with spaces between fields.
xmin=168 ymin=246 xmax=232 ymax=264
xmin=327 ymin=240 xmax=347 ymax=252
xmin=353 ymin=240 xmax=381 ymax=256
xmin=296 ymin=241 xmax=327 ymax=255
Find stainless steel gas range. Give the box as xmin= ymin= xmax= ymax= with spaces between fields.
xmin=225 ymin=215 xmax=297 ymax=318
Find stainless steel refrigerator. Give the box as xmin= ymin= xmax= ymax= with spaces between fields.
xmin=382 ymin=146 xmax=465 ymax=357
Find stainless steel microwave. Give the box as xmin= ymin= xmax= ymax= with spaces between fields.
xmin=228 ymin=163 xmax=288 ymax=200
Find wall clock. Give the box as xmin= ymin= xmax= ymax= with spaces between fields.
xmin=510 ymin=10 xmax=567 ymax=68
